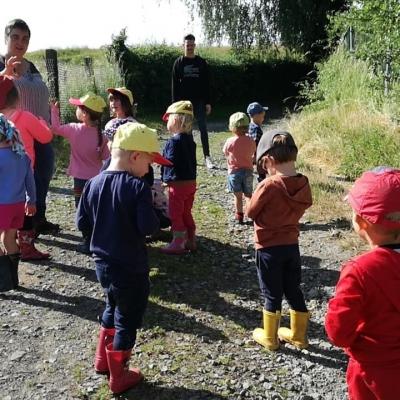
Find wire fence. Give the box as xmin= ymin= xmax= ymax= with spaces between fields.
xmin=35 ymin=51 xmax=123 ymax=123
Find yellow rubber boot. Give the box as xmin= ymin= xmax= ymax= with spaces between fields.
xmin=252 ymin=310 xmax=280 ymax=351
xmin=278 ymin=310 xmax=310 ymax=349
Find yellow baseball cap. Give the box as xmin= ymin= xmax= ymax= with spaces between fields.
xmin=107 ymin=87 xmax=134 ymax=106
xmin=111 ymin=122 xmax=172 ymax=166
xmin=162 ymin=100 xmax=193 ymax=121
xmin=69 ymin=93 xmax=106 ymax=113
xmin=229 ymin=112 xmax=249 ymax=129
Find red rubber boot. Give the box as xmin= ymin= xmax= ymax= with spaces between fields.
xmin=94 ymin=326 xmax=115 ymax=374
xmin=17 ymin=230 xmax=50 ymax=261
xmin=105 ymin=343 xmax=143 ymax=394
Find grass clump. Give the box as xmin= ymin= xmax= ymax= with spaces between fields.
xmin=288 ymin=49 xmax=400 ymax=180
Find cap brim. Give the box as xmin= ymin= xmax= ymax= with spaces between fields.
xmin=69 ymin=98 xmax=83 ymax=107
xmin=152 ymin=153 xmax=173 ymax=166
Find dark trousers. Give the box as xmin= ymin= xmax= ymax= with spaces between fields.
xmin=95 ymin=261 xmax=150 ymax=350
xmin=33 ymin=142 xmax=55 ymax=221
xmin=192 ymin=100 xmax=210 ymax=157
xmin=73 ymin=178 xmax=88 ymax=209
xmin=256 ymin=244 xmax=307 ymax=313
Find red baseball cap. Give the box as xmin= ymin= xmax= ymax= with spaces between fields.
xmin=346 ymin=167 xmax=400 ymax=228
xmin=0 ymin=76 xmax=15 ymax=109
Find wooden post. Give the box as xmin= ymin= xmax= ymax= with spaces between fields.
xmin=45 ymin=49 xmax=59 ymax=101
xmin=84 ymin=57 xmax=94 ymax=76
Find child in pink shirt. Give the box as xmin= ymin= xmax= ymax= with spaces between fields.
xmin=223 ymin=112 xmax=256 ymax=223
xmin=51 ymin=93 xmax=109 ymax=253
xmin=0 ymin=76 xmax=52 ymax=261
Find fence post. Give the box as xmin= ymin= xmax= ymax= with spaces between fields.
xmin=84 ymin=57 xmax=94 ymax=77
xmin=45 ymin=49 xmax=59 ymax=101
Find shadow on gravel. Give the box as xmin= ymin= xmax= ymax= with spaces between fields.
xmin=38 ymin=236 xmax=80 ymax=252
xmin=115 ymin=381 xmax=226 ymax=400
xmin=53 ymin=231 xmax=82 ymax=242
xmin=7 ymin=286 xmax=102 ymax=322
xmin=302 ymin=255 xmax=340 ymax=288
xmin=48 ymin=185 xmax=73 ymax=195
xmin=146 ymin=235 xmax=260 ymax=338
xmin=35 ymin=259 xmax=97 ymax=283
xmin=300 ymin=218 xmax=351 ymax=232
xmin=280 ymin=344 xmax=347 ymax=371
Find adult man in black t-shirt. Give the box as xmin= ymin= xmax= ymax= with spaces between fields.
xmin=171 ymin=34 xmax=215 ymax=169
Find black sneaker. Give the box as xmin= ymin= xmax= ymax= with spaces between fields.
xmin=35 ymin=219 xmax=60 ymax=235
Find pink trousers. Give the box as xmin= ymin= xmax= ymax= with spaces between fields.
xmin=168 ymin=183 xmax=196 ymax=236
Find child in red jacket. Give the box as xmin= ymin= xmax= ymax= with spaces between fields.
xmin=325 ymin=167 xmax=400 ymax=400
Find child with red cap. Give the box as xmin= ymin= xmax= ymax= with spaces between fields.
xmin=325 ymin=167 xmax=400 ymax=400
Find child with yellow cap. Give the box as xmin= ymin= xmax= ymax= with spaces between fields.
xmin=76 ymin=122 xmax=171 ymax=395
xmin=51 ymin=93 xmax=109 ymax=253
xmin=161 ymin=100 xmax=197 ymax=254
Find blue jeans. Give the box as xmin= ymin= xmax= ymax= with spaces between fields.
xmin=95 ymin=260 xmax=150 ymax=350
xmin=256 ymin=244 xmax=307 ymax=313
xmin=34 ymin=142 xmax=55 ymax=221
xmin=192 ymin=100 xmax=210 ymax=157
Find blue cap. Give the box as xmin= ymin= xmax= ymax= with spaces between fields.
xmin=247 ymin=102 xmax=268 ymax=116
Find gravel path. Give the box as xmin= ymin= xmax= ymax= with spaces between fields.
xmin=0 ymin=127 xmax=354 ymax=400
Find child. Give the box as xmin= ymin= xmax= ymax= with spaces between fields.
xmin=161 ymin=100 xmax=197 ymax=254
xmin=247 ymin=102 xmax=268 ymax=182
xmin=325 ymin=167 xmax=400 ymax=400
xmin=0 ymin=75 xmax=52 ymax=261
xmin=76 ymin=122 xmax=171 ymax=395
xmin=0 ymin=113 xmax=36 ymax=291
xmin=51 ymin=93 xmax=109 ymax=253
xmin=223 ymin=112 xmax=256 ymax=224
xmin=103 ymin=87 xmax=137 ymax=142
xmin=247 ymin=129 xmax=312 ymax=350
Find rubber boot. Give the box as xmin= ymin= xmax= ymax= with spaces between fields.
xmin=17 ymin=230 xmax=50 ymax=261
xmin=253 ymin=309 xmax=280 ymax=351
xmin=0 ymin=255 xmax=13 ymax=292
xmin=160 ymin=231 xmax=188 ymax=255
xmin=235 ymin=212 xmax=244 ymax=224
xmin=94 ymin=326 xmax=115 ymax=374
xmin=8 ymin=253 xmax=21 ymax=289
xmin=185 ymin=229 xmax=197 ymax=252
xmin=105 ymin=343 xmax=143 ymax=394
xmin=278 ymin=309 xmax=310 ymax=349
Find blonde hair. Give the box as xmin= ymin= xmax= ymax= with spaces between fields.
xmin=169 ymin=113 xmax=193 ymax=132
xmin=231 ymin=126 xmax=248 ymax=136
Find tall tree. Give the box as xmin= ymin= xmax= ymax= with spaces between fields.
xmin=184 ymin=0 xmax=348 ymax=59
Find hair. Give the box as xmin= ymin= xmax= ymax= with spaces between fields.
xmin=184 ymin=34 xmax=196 ymax=41
xmin=169 ymin=113 xmax=193 ymax=132
xmin=109 ymin=91 xmax=134 ymax=117
xmin=265 ymin=134 xmax=298 ymax=163
xmin=79 ymin=106 xmax=104 ymax=150
xmin=2 ymin=85 xmax=19 ymax=109
xmin=231 ymin=126 xmax=248 ymax=136
xmin=5 ymin=19 xmax=31 ymax=40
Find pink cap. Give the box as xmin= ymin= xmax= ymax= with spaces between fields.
xmin=347 ymin=167 xmax=400 ymax=228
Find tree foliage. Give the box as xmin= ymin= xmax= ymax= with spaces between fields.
xmin=329 ymin=0 xmax=400 ymax=73
xmin=184 ymin=0 xmax=348 ymax=59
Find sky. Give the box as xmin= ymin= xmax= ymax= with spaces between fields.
xmin=0 ymin=0 xmax=205 ymax=52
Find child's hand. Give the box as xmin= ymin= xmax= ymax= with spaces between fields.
xmin=25 ymin=204 xmax=36 ymax=216
xmin=50 ymin=101 xmax=60 ymax=110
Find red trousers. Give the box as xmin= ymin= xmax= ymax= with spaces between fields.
xmin=347 ymin=358 xmax=400 ymax=400
xmin=168 ymin=183 xmax=196 ymax=235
